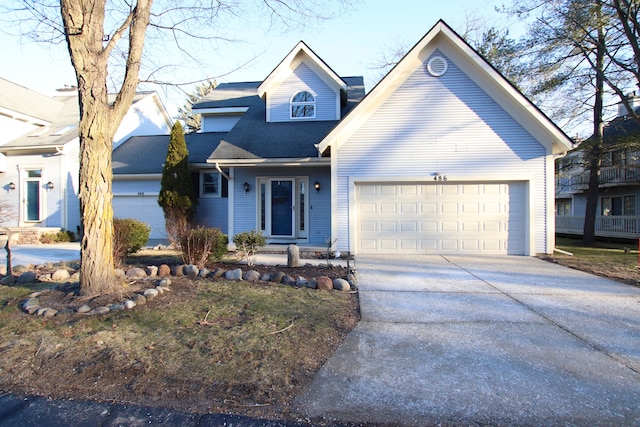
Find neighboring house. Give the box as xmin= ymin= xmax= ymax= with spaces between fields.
xmin=556 ymin=96 xmax=640 ymax=239
xmin=0 ymin=78 xmax=172 ymax=243
xmin=114 ymin=20 xmax=572 ymax=255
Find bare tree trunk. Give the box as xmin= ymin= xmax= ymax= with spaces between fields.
xmin=60 ymin=0 xmax=152 ymax=295
xmin=583 ymin=0 xmax=606 ymax=246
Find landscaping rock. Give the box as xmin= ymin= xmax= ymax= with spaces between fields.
xmin=225 ymin=268 xmax=243 ymax=280
xmin=110 ymin=304 xmax=125 ymax=311
xmin=124 ymin=300 xmax=136 ymax=310
xmin=133 ymin=294 xmax=147 ymax=305
xmin=13 ymin=265 xmax=28 ymax=273
xmin=259 ymin=273 xmax=272 ymax=282
xmin=23 ymin=298 xmax=40 ymax=314
xmin=77 ymin=304 xmax=91 ymax=314
xmin=143 ymin=288 xmax=159 ymax=300
xmin=158 ymin=264 xmax=171 ymax=277
xmin=157 ymin=278 xmax=171 ymax=287
xmin=287 ymin=244 xmax=300 ymax=267
xmin=17 ymin=271 xmax=37 ymax=284
xmin=146 ymin=266 xmax=158 ymax=277
xmin=198 ymin=268 xmax=210 ymax=278
xmin=271 ymin=271 xmax=286 ymax=283
xmin=126 ymin=267 xmax=147 ymax=278
xmin=52 ymin=269 xmax=71 ymax=281
xmin=39 ymin=273 xmax=52 ymax=282
xmin=70 ymin=272 xmax=80 ymax=281
xmin=173 ymin=265 xmax=185 ymax=276
xmin=114 ymin=268 xmax=125 ymax=278
xmin=347 ymin=272 xmax=358 ymax=286
xmin=184 ymin=264 xmax=199 ymax=279
xmin=307 ymin=278 xmax=318 ymax=289
xmin=211 ymin=268 xmax=225 ymax=278
xmin=88 ymin=306 xmax=110 ymax=316
xmin=296 ymin=276 xmax=308 ymax=287
xmin=57 ymin=308 xmax=75 ymax=316
xmin=317 ymin=276 xmax=333 ymax=291
xmin=333 ymin=278 xmax=350 ymax=291
xmin=0 ymin=266 xmax=6 ymax=276
xmin=43 ymin=308 xmax=58 ymax=317
xmin=0 ymin=275 xmax=16 ymax=286
xmin=243 ymin=270 xmax=260 ymax=282
xmin=281 ymin=275 xmax=296 ymax=286
xmin=156 ymin=285 xmax=171 ymax=293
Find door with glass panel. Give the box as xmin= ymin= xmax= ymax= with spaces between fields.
xmin=258 ymin=177 xmax=308 ymax=240
xmin=23 ymin=170 xmax=42 ymax=223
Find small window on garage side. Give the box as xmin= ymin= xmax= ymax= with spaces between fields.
xmin=290 ymin=91 xmax=315 ymax=119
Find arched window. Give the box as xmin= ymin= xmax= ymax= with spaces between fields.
xmin=290 ymin=91 xmax=316 ymax=118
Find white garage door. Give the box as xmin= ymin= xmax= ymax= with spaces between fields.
xmin=356 ymin=182 xmax=526 ymax=255
xmin=112 ymin=195 xmax=167 ymax=240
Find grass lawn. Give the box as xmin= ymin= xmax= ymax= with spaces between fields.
xmin=549 ymin=237 xmax=640 ymax=286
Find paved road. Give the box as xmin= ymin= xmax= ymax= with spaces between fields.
xmin=294 ymin=254 xmax=640 ymax=426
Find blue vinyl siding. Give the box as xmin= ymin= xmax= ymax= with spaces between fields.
xmin=269 ymin=63 xmax=338 ymax=122
xmin=232 ymin=166 xmax=331 ymax=245
xmin=336 ymin=50 xmax=549 ymax=254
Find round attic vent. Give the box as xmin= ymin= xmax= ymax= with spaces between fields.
xmin=427 ymin=56 xmax=448 ymax=77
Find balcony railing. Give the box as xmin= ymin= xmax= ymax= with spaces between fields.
xmin=558 ymin=165 xmax=640 ymax=194
xmin=556 ymin=215 xmax=640 ymax=238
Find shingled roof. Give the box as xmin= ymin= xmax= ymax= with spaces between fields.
xmin=113 ymin=75 xmax=365 ymax=173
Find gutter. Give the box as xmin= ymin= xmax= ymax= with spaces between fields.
xmin=215 ymin=162 xmax=231 ymax=181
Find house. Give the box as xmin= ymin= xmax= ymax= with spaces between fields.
xmin=114 ymin=20 xmax=572 ymax=255
xmin=0 ymin=78 xmax=173 ymax=243
xmin=556 ymin=96 xmax=640 ymax=239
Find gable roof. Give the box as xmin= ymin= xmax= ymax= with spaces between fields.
xmin=0 ymin=78 xmax=63 ymax=124
xmin=318 ymin=20 xmax=573 ymax=155
xmin=1 ymin=91 xmax=169 ymax=152
xmin=258 ymin=41 xmax=347 ymax=98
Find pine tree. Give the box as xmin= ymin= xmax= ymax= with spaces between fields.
xmin=176 ymin=80 xmax=216 ymax=133
xmin=158 ymin=121 xmax=198 ymax=246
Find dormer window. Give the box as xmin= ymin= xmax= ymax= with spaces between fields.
xmin=290 ymin=91 xmax=316 ymax=119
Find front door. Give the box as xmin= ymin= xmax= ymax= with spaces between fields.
xmin=271 ymin=180 xmax=294 ymax=236
xmin=258 ymin=177 xmax=309 ymax=241
xmin=23 ymin=169 xmax=43 ymax=223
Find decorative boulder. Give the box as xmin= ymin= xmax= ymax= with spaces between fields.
xmin=143 ymin=288 xmax=159 ymax=300
xmin=317 ymin=276 xmax=333 ymax=291
xmin=172 ymin=265 xmax=185 ymax=276
xmin=225 ymin=268 xmax=243 ymax=280
xmin=17 ymin=271 xmax=37 ymax=284
xmin=211 ymin=268 xmax=226 ymax=278
xmin=287 ymin=244 xmax=300 ymax=268
xmin=0 ymin=275 xmax=16 ymax=286
xmin=52 ymin=269 xmax=71 ymax=281
xmin=307 ymin=278 xmax=318 ymax=289
xmin=259 ymin=273 xmax=272 ymax=282
xmin=77 ymin=304 xmax=91 ymax=314
xmin=281 ymin=275 xmax=296 ymax=286
xmin=198 ymin=268 xmax=210 ymax=278
xmin=158 ymin=264 xmax=171 ymax=277
xmin=133 ymin=294 xmax=147 ymax=305
xmin=296 ymin=276 xmax=308 ymax=287
xmin=243 ymin=270 xmax=260 ymax=282
xmin=126 ymin=267 xmax=147 ymax=278
xmin=184 ymin=264 xmax=199 ymax=279
xmin=333 ymin=278 xmax=351 ymax=291
xmin=114 ymin=268 xmax=126 ymax=278
xmin=146 ymin=266 xmax=158 ymax=277
xmin=271 ymin=271 xmax=286 ymax=283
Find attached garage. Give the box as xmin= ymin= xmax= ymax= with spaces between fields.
xmin=112 ymin=195 xmax=167 ymax=241
xmin=355 ymin=182 xmax=526 ymax=255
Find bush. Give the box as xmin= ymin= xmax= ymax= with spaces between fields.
xmin=180 ymin=226 xmax=228 ymax=268
xmin=40 ymin=230 xmax=75 ymax=244
xmin=113 ymin=218 xmax=150 ymax=266
xmin=233 ymin=230 xmax=266 ymax=266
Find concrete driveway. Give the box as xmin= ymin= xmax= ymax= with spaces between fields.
xmin=295 ymin=255 xmax=640 ymax=426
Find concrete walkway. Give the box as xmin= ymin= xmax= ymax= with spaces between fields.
xmin=295 ymin=255 xmax=640 ymax=426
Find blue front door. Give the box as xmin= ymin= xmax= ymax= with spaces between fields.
xmin=271 ymin=180 xmax=293 ymax=236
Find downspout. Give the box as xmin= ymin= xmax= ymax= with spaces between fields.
xmin=215 ymin=162 xmax=231 ymax=181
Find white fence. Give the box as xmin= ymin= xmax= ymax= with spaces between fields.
xmin=556 ymin=215 xmax=640 ymax=238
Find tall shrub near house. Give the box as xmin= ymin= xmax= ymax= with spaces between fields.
xmin=158 ymin=121 xmax=198 ymax=247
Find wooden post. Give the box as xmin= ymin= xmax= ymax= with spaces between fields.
xmin=287 ymin=244 xmax=300 ymax=268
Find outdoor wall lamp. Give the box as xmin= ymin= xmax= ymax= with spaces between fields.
xmin=314 ymin=181 xmax=321 ymax=192
xmin=47 ymin=181 xmax=54 ymax=190
xmin=8 ymin=182 xmax=16 ymax=191
xmin=243 ymin=182 xmax=250 ymax=193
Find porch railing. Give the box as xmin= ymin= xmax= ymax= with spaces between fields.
xmin=556 ymin=215 xmax=640 ymax=238
xmin=558 ymin=165 xmax=640 ymax=194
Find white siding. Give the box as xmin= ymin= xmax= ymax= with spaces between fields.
xmin=202 ymin=115 xmax=242 ymax=132
xmin=269 ymin=63 xmax=338 ymax=122
xmin=113 ymin=95 xmax=171 ymax=149
xmin=336 ymin=51 xmax=548 ymax=254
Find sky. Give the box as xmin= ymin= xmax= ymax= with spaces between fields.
xmin=0 ymin=0 xmax=519 ymax=118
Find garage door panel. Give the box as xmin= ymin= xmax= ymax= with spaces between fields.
xmin=113 ymin=195 xmax=166 ymax=240
xmin=356 ymin=182 xmax=526 ymax=255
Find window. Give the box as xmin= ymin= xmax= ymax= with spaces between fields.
xmin=201 ymin=172 xmax=221 ymax=197
xmin=556 ymin=201 xmax=571 ymax=216
xmin=290 ymin=91 xmax=315 ymax=119
xmin=601 ymin=195 xmax=636 ymax=216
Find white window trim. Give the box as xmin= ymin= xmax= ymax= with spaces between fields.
xmin=200 ymin=171 xmax=222 ymax=198
xmin=289 ymin=90 xmax=317 ymax=120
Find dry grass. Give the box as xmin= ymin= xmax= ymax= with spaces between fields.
xmin=0 ymin=277 xmax=359 ymax=419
